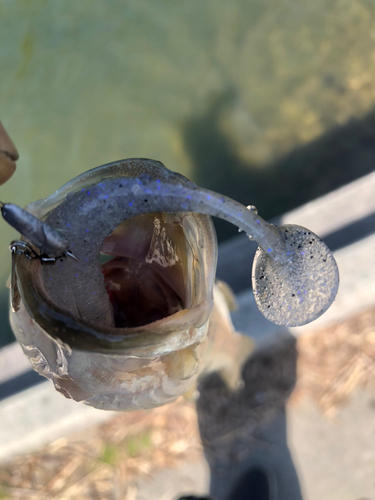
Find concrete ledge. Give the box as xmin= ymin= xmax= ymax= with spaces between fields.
xmin=0 ymin=341 xmax=32 ymax=385
xmin=0 ymin=382 xmax=115 ymax=463
xmin=279 ymin=169 xmax=375 ymax=237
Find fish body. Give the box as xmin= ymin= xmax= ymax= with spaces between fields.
xmin=9 ymin=159 xmax=220 ymax=410
xmin=6 ymin=157 xmax=339 ymax=410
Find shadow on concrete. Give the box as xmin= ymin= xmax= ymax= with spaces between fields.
xmin=196 ymin=336 xmax=302 ymax=500
xmin=0 ymin=370 xmax=44 ymax=402
xmin=183 ymin=90 xmax=375 ymax=242
xmin=0 ymin=290 xmax=14 ymax=348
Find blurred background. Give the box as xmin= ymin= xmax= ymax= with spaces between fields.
xmin=2 ymin=0 xmax=375 ymax=344
xmin=1 ymin=2 xmax=375 ymax=499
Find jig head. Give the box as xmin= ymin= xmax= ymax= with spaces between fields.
xmin=0 ymin=202 xmax=78 ymax=263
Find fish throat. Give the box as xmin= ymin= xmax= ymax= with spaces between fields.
xmin=100 ymin=213 xmax=187 ymax=328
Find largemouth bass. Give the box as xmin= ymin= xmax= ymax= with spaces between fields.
xmin=1 ymin=158 xmax=339 ymax=410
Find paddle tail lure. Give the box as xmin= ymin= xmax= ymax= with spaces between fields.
xmin=1 ymin=158 xmax=339 ymax=410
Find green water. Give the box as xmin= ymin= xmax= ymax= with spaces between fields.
xmin=1 ymin=0 xmax=375 ymax=346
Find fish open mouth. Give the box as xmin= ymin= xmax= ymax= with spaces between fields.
xmin=9 ymin=159 xmax=218 ymax=409
xmin=41 ymin=210 xmax=199 ymax=331
xmin=100 ymin=212 xmax=188 ymax=328
xmin=41 ymin=200 xmax=215 ymax=332
xmin=22 ymin=159 xmax=217 ymax=336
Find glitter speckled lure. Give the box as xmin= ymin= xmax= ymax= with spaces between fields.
xmin=1 ymin=158 xmax=339 ymax=410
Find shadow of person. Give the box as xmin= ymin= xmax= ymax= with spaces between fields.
xmin=180 ymin=84 xmax=375 ymax=499
xmin=181 ymin=97 xmax=375 ymax=499
xmin=195 ymin=335 xmax=303 ymax=500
